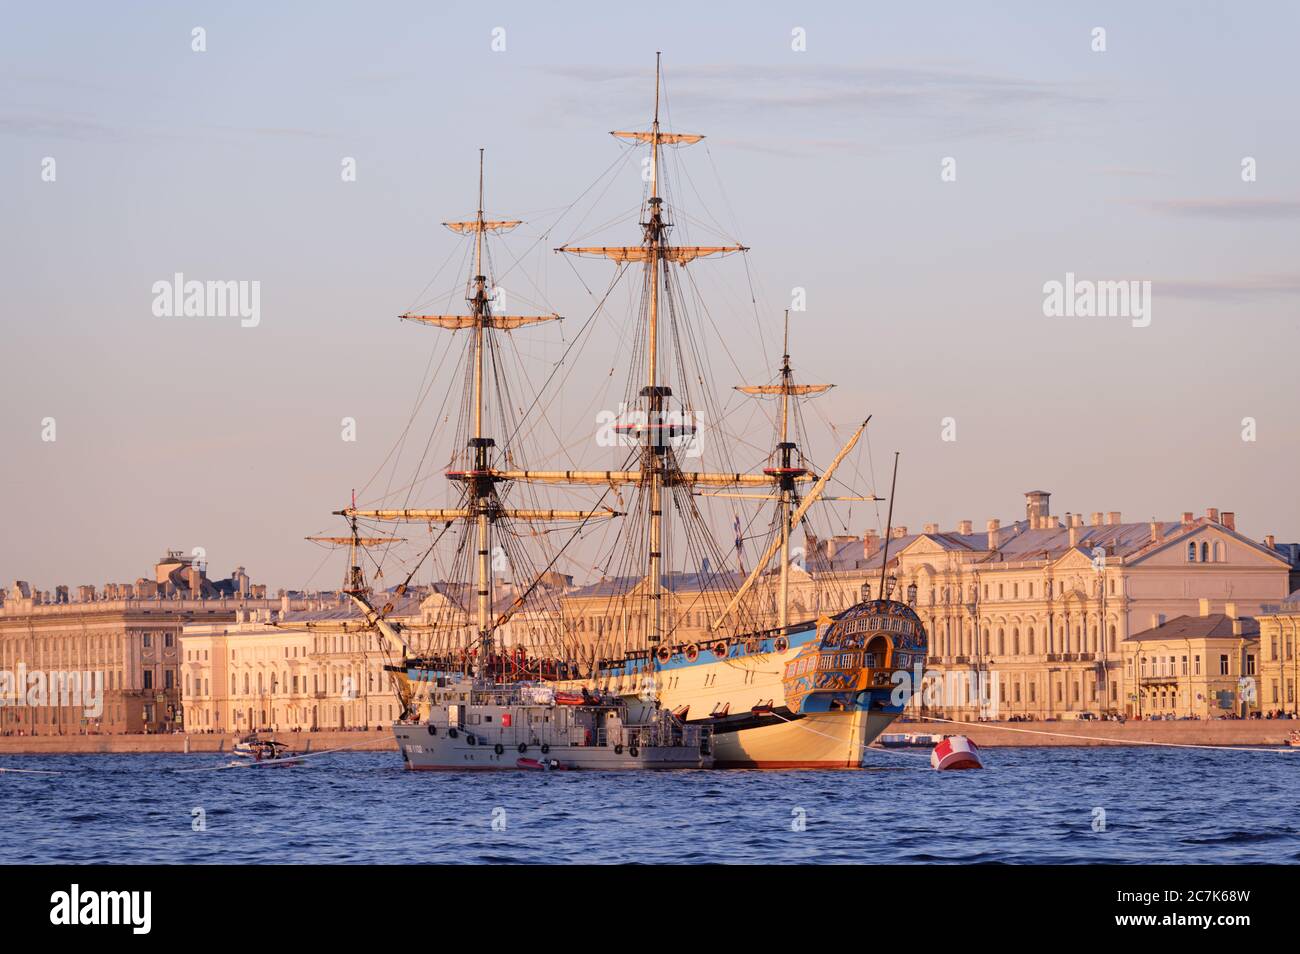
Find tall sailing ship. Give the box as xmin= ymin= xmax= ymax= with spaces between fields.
xmin=318 ymin=55 xmax=928 ymax=769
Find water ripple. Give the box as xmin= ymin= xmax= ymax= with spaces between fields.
xmin=0 ymin=748 xmax=1296 ymax=863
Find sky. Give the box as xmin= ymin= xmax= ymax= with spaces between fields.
xmin=2 ymin=1 xmax=1298 ymax=593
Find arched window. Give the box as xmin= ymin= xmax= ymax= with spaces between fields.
xmin=865 ymin=635 xmax=890 ymax=669
xmin=997 ymin=628 xmax=1005 ymax=655
xmin=1200 ymin=541 xmax=1209 ymax=562
xmin=1027 ymin=627 xmax=1035 ymax=654
xmin=1188 ymin=542 xmax=1197 ymax=562
xmin=1012 ymin=627 xmax=1021 ymax=655
xmin=1212 ymin=542 xmax=1221 ymax=562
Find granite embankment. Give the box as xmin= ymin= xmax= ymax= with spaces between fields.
xmin=893 ymin=720 xmax=1296 ymax=747
xmin=0 ymin=721 xmax=1295 ymax=753
xmin=0 ymin=730 xmax=397 ymax=755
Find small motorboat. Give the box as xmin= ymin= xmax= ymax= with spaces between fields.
xmin=1287 ymin=730 xmax=1300 ymax=748
xmin=930 ymin=734 xmax=983 ymax=770
xmin=878 ymin=732 xmax=939 ymax=748
xmin=516 ymin=757 xmax=571 ymax=771
xmin=230 ymin=737 xmax=303 ymax=767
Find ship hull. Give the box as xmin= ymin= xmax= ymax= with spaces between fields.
xmin=711 ymin=710 xmax=897 ymax=768
xmin=393 ymin=723 xmax=709 ymax=771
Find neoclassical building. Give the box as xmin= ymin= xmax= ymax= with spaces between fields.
xmin=0 ymin=554 xmax=285 ymax=736
xmin=181 ymin=595 xmax=423 ymax=734
xmin=836 ymin=491 xmax=1292 ymax=720
xmin=1255 ymin=592 xmax=1300 ymax=716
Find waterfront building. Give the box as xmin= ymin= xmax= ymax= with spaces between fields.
xmin=179 ymin=578 xmax=574 ymax=734
xmin=832 ymin=491 xmax=1291 ymax=721
xmin=1120 ymin=603 xmax=1259 ymax=719
xmin=180 ymin=595 xmax=422 ymax=734
xmin=0 ymin=553 xmax=288 ymax=735
xmin=1255 ymin=589 xmax=1300 ymax=717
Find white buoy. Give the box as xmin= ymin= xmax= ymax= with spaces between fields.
xmin=931 ymin=734 xmax=983 ymax=770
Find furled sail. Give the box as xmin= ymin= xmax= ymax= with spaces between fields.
xmin=400 ymin=313 xmax=562 ymax=330
xmin=443 ymin=219 xmax=521 ymax=234
xmin=556 ymin=245 xmax=746 ymax=264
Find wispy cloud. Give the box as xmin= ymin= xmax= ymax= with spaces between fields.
xmin=1131 ymin=198 xmax=1300 ymax=219
xmin=537 ymin=61 xmax=1104 ymax=147
xmin=0 ymin=111 xmax=343 ymax=144
xmin=1159 ymin=274 xmax=1300 ymax=301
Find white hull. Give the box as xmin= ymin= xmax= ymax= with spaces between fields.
xmin=710 ymin=711 xmax=897 ymax=768
xmin=394 ymin=723 xmax=708 ymax=771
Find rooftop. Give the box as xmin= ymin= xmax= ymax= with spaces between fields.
xmin=1125 ymin=613 xmax=1259 ymax=643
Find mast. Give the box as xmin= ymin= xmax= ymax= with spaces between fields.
xmin=557 ymin=53 xmax=745 ymax=651
xmin=347 ymin=150 xmax=570 ymax=680
xmin=646 ymin=52 xmax=664 ymax=647
xmin=731 ymin=311 xmax=844 ymax=633
xmin=471 ymin=148 xmax=491 ymax=673
xmin=777 ymin=313 xmax=793 ymax=632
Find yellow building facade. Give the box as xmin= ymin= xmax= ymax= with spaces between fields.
xmin=1255 ymin=598 xmax=1300 ymax=716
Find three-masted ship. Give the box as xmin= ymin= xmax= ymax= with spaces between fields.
xmin=321 ymin=55 xmax=927 ymax=769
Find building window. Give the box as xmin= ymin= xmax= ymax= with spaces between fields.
xmin=1194 ymin=655 xmax=1201 ymax=675
xmin=1246 ymin=655 xmax=1256 ymax=676
xmin=164 ymin=633 xmax=174 ymax=648
xmin=1201 ymin=542 xmax=1209 ymax=562
xmin=1181 ymin=655 xmax=1188 ymax=675
xmin=1187 ymin=542 xmax=1197 ymax=562
xmin=1219 ymin=654 xmax=1229 ymax=676
xmin=164 ymin=670 xmax=174 ymax=689
xmin=143 ymin=671 xmax=153 ymax=690
xmin=142 ymin=633 xmax=152 ymax=649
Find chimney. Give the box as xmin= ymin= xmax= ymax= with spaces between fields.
xmin=1221 ymin=512 xmax=1236 ymax=531
xmin=1199 ymin=598 xmax=1212 ymax=617
xmin=987 ymin=519 xmax=1001 ymax=550
xmin=1224 ymin=602 xmax=1238 ymax=620
xmin=891 ymin=526 xmax=908 ymax=540
xmin=1106 ymin=511 xmax=1121 ymax=525
xmin=281 ymin=593 xmax=291 ymax=616
xmin=1150 ymin=520 xmax=1162 ymax=544
xmin=862 ymin=530 xmax=880 ymax=558
xmin=1090 ymin=512 xmax=1102 ymax=527
xmin=1232 ymin=618 xmax=1246 ymax=637
xmin=923 ymin=522 xmax=939 ymax=535
xmin=1181 ymin=512 xmax=1194 ymax=525
xmin=1068 ymin=526 xmax=1080 ymax=547
xmin=1206 ymin=507 xmax=1219 ymax=523
xmin=188 ymin=564 xmax=202 ymax=596
xmin=958 ymin=520 xmax=973 ymax=535
xmin=1025 ymin=490 xmax=1051 ymax=526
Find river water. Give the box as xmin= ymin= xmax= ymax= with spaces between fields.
xmin=1 ymin=747 xmax=1295 ymax=864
